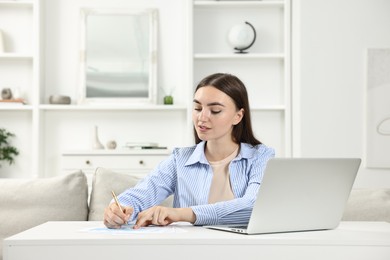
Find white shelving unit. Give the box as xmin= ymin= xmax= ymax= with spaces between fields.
xmin=1 ymin=0 xmax=290 ymax=178
xmin=37 ymin=0 xmax=192 ymax=178
xmin=192 ymin=0 xmax=291 ymax=156
xmin=0 ymin=0 xmax=40 ymax=177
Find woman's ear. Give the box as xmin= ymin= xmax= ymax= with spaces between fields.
xmin=233 ymin=108 xmax=244 ymax=125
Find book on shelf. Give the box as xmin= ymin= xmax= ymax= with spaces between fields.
xmin=124 ymin=142 xmax=167 ymax=150
xmin=0 ymin=98 xmax=26 ymax=105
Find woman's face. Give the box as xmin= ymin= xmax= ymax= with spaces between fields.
xmin=192 ymin=86 xmax=243 ymax=143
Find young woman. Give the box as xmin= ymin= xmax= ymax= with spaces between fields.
xmin=104 ymin=73 xmax=275 ymax=229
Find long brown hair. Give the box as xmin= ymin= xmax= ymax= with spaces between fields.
xmin=193 ymin=73 xmax=261 ymax=146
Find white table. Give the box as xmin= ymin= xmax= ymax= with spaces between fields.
xmin=4 ymin=221 xmax=390 ymax=260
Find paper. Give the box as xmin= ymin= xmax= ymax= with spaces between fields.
xmin=81 ymin=224 xmax=187 ymax=234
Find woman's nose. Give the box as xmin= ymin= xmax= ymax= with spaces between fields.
xmin=198 ymin=109 xmax=210 ymax=121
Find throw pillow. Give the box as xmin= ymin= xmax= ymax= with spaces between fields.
xmin=342 ymin=188 xmax=390 ymax=222
xmin=0 ymin=171 xmax=88 ymax=260
xmin=88 ymin=167 xmax=173 ymax=221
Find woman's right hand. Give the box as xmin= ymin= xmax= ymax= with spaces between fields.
xmin=103 ymin=202 xmax=133 ymax=229
xmin=134 ymin=206 xmax=196 ymax=229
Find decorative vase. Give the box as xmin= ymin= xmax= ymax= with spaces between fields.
xmin=92 ymin=126 xmax=104 ymax=150
xmin=1 ymin=88 xmax=13 ymax=100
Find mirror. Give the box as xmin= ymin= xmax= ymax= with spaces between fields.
xmin=79 ymin=8 xmax=158 ymax=104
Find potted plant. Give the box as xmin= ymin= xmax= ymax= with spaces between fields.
xmin=0 ymin=128 xmax=19 ymax=167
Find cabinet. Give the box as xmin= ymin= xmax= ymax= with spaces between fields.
xmin=62 ymin=149 xmax=171 ymax=190
xmin=192 ymin=0 xmax=291 ymax=156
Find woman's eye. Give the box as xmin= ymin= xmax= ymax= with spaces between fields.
xmin=194 ymin=107 xmax=202 ymax=111
xmin=211 ymin=110 xmax=221 ymax=114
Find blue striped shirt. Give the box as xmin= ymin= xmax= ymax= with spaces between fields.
xmin=117 ymin=141 xmax=275 ymax=225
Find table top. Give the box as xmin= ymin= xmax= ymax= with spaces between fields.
xmin=5 ymin=221 xmax=390 ymax=247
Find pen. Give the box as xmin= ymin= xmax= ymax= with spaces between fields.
xmin=111 ymin=190 xmax=124 ymax=213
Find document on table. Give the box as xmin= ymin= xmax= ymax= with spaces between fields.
xmin=81 ymin=224 xmax=187 ymax=234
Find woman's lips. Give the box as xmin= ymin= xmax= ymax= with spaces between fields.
xmin=198 ymin=125 xmax=209 ymax=132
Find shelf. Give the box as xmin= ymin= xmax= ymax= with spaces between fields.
xmin=0 ymin=105 xmax=33 ymax=111
xmin=194 ymin=53 xmax=284 ymax=59
xmin=62 ymin=149 xmax=171 ymax=156
xmin=194 ymin=1 xmax=284 ymax=8
xmin=0 ymin=53 xmax=33 ymax=59
xmin=0 ymin=1 xmax=34 ymax=8
xmin=251 ymin=105 xmax=286 ymax=111
xmin=38 ymin=104 xmax=188 ymax=111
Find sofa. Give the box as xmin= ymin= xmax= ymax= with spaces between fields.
xmin=1 ymin=168 xmax=390 ymax=260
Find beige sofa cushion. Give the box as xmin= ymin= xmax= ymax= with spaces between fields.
xmin=88 ymin=167 xmax=173 ymax=221
xmin=0 ymin=171 xmax=88 ymax=260
xmin=342 ymin=189 xmax=390 ymax=222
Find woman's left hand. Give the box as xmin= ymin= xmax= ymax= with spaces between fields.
xmin=134 ymin=206 xmax=196 ymax=229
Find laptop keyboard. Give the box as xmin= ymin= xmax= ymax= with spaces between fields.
xmin=229 ymin=225 xmax=248 ymax=229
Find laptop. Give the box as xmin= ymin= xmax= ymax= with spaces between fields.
xmin=205 ymin=158 xmax=361 ymax=235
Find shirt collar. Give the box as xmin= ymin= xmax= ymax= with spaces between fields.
xmin=185 ymin=141 xmax=208 ymax=166
xmin=185 ymin=141 xmax=261 ymax=166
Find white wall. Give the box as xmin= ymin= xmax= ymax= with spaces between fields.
xmin=293 ymin=0 xmax=390 ymax=188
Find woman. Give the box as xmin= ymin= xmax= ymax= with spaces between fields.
xmin=104 ymin=73 xmax=275 ymax=229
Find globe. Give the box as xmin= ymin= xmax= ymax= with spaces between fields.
xmin=227 ymin=22 xmax=256 ymax=53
